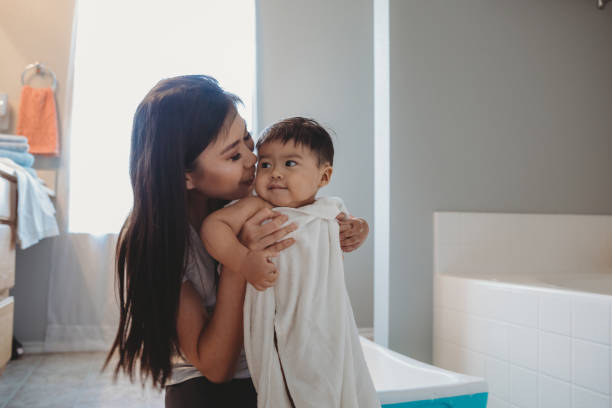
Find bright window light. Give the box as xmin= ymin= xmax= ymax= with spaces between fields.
xmin=68 ymin=0 xmax=255 ymax=234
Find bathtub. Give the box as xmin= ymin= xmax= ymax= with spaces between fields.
xmin=361 ymin=337 xmax=487 ymax=407
xmin=433 ymin=212 xmax=612 ymax=408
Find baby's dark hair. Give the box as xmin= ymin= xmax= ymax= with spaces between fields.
xmin=256 ymin=117 xmax=334 ymax=166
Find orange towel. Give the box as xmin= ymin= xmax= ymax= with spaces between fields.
xmin=16 ymin=85 xmax=59 ymax=156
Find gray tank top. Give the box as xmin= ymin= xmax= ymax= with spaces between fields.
xmin=168 ymin=225 xmax=250 ymax=385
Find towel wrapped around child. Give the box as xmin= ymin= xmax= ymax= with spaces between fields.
xmin=243 ymin=197 xmax=380 ymax=408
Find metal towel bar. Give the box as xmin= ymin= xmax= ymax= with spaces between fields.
xmin=20 ymin=62 xmax=57 ymax=91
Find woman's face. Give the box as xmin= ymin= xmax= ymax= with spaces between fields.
xmin=186 ymin=112 xmax=256 ymax=201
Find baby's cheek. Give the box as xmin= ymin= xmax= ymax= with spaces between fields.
xmin=254 ymin=178 xmax=266 ymax=198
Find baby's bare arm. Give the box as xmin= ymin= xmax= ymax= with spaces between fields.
xmin=201 ymin=196 xmax=272 ymax=276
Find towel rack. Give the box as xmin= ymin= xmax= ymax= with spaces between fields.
xmin=20 ymin=62 xmax=57 ymax=91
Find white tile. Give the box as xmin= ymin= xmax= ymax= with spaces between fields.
xmin=434 ymin=212 xmax=463 ymax=246
xmin=539 ymin=331 xmax=571 ymax=381
xmin=572 ymin=386 xmax=609 ymax=408
xmin=572 ymin=297 xmax=610 ymax=344
xmin=509 ymin=326 xmax=538 ymax=370
xmin=507 ymin=290 xmax=538 ymax=328
xmin=436 ymin=276 xmax=467 ymax=310
xmin=509 ymin=365 xmax=538 ymax=408
xmin=458 ymin=349 xmax=486 ymax=378
xmin=434 ymin=276 xmax=453 ymax=308
xmin=463 ymin=316 xmax=488 ymax=354
xmin=436 ymin=307 xmax=464 ymax=343
xmin=539 ymin=375 xmax=570 ymax=408
xmin=462 ymin=213 xmax=515 ymax=246
xmin=540 ymin=292 xmax=571 ymax=335
xmin=435 ymin=244 xmax=467 ymax=275
xmin=464 ymin=281 xmax=489 ymax=316
xmin=484 ymin=319 xmax=509 ymax=360
xmin=434 ymin=339 xmax=486 ymax=379
xmin=480 ymin=285 xmax=505 ymax=320
xmin=467 ymin=242 xmax=513 ymax=276
xmin=433 ymin=339 xmax=462 ymax=373
xmin=486 ymin=357 xmax=509 ymax=400
xmin=572 ymin=339 xmax=610 ymax=395
xmin=487 ymin=395 xmax=510 ymax=408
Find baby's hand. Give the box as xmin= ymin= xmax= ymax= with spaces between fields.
xmin=240 ymin=248 xmax=280 ymax=291
xmin=336 ymin=213 xmax=369 ymax=253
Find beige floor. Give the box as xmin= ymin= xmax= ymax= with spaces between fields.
xmin=0 ymin=352 xmax=164 ymax=408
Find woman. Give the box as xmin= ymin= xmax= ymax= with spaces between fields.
xmin=106 ymin=75 xmax=369 ymax=407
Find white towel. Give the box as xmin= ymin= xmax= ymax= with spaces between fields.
xmin=244 ymin=197 xmax=380 ymax=408
xmin=0 ymin=158 xmax=59 ymax=249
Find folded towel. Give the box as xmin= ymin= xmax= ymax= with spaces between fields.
xmin=16 ymin=86 xmax=59 ymax=155
xmin=0 ymin=134 xmax=28 ymax=144
xmin=0 ymin=142 xmax=30 ymax=152
xmin=244 ymin=197 xmax=380 ymax=408
xmin=0 ymin=149 xmax=34 ymax=168
xmin=0 ymin=158 xmax=59 ymax=249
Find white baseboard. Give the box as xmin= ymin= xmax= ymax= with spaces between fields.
xmin=358 ymin=327 xmax=374 ymax=340
xmin=21 ymin=341 xmax=45 ymax=354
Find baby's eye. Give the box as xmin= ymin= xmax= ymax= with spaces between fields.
xmin=230 ymin=153 xmax=241 ymax=161
xmin=260 ymin=162 xmax=271 ymax=169
xmin=285 ymin=160 xmax=297 ymax=167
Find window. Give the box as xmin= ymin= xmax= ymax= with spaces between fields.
xmin=68 ymin=0 xmax=255 ymax=233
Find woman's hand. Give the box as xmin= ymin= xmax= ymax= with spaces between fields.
xmin=237 ymin=208 xmax=297 ymax=290
xmin=336 ymin=213 xmax=369 ymax=253
xmin=239 ymin=208 xmax=297 ymax=252
xmin=239 ymin=248 xmax=281 ymax=291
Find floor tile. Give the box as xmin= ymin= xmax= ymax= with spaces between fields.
xmin=0 ymin=352 xmax=166 ymax=408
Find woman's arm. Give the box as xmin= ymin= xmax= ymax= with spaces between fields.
xmin=177 ymin=209 xmax=296 ymax=383
xmin=176 ymin=270 xmax=246 ymax=383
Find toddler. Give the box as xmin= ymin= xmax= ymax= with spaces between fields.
xmin=201 ymin=117 xmax=380 ymax=407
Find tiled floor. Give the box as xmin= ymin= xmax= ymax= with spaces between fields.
xmin=0 ymin=352 xmax=164 ymax=408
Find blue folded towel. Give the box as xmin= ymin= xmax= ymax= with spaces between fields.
xmin=0 ymin=149 xmax=35 ymax=168
xmin=0 ymin=134 xmax=28 ymax=144
xmin=0 ymin=142 xmax=29 ymax=152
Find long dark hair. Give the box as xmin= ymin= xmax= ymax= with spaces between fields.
xmin=104 ymin=75 xmax=240 ymax=388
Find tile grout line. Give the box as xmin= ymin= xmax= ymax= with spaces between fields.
xmin=72 ymin=354 xmax=107 ymax=408
xmin=0 ymin=356 xmax=45 ymax=408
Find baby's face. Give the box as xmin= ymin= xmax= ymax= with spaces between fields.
xmin=254 ymin=141 xmax=331 ymax=208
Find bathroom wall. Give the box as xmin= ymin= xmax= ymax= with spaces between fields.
xmin=434 ymin=212 xmax=612 ymax=407
xmin=256 ymin=0 xmax=374 ymax=328
xmin=388 ymin=0 xmax=612 ymax=362
xmin=0 ymin=0 xmax=74 ymax=135
xmin=0 ymin=0 xmax=75 ymax=343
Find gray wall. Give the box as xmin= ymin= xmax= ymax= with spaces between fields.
xmin=389 ymin=0 xmax=612 ymax=362
xmin=257 ymin=0 xmax=374 ymax=327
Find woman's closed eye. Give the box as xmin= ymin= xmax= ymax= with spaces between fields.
xmin=230 ymin=153 xmax=241 ymax=161
xmin=244 ymin=133 xmax=254 ymax=151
